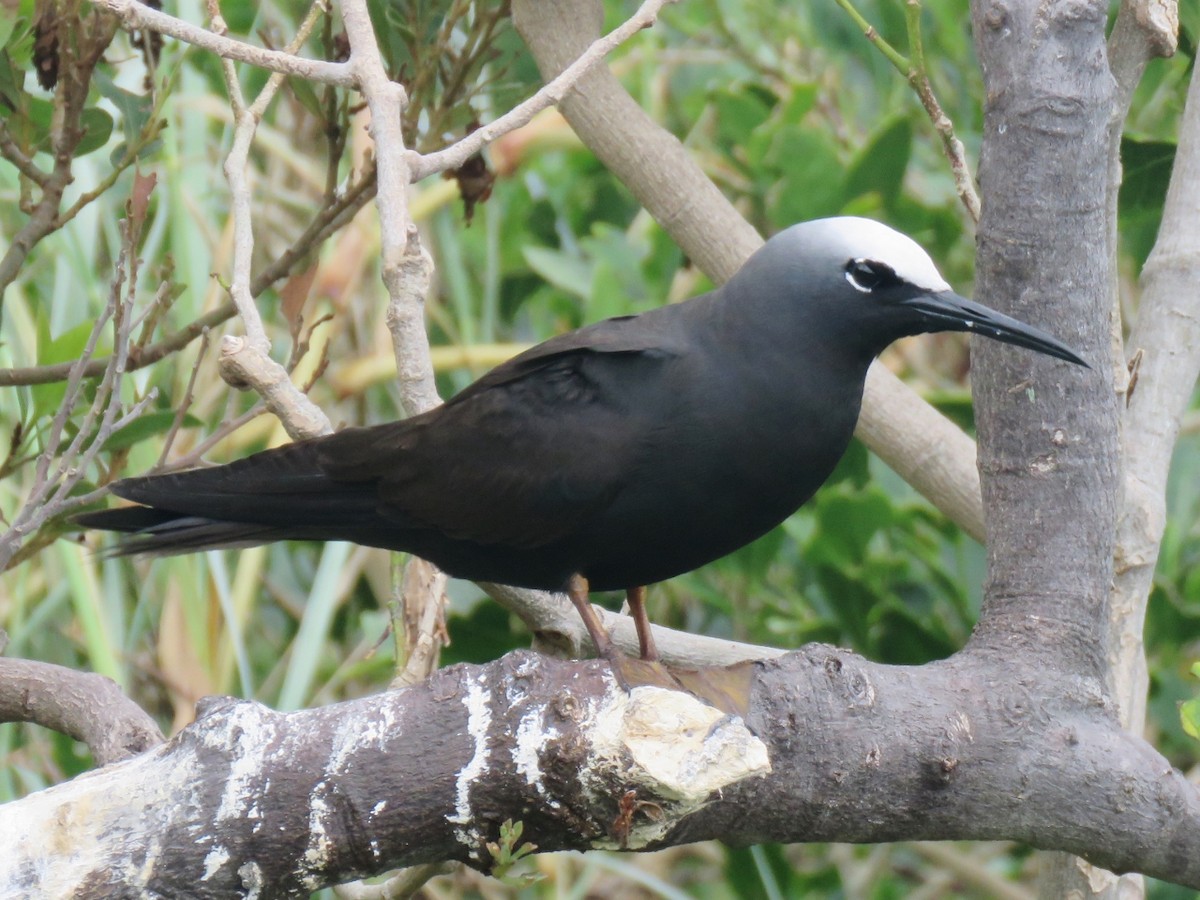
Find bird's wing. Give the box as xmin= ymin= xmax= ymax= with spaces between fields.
xmin=443 ymin=314 xmax=654 ymax=404
xmin=316 ymin=329 xmax=680 ymax=550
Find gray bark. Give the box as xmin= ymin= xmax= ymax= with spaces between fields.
xmin=2 ymin=650 xmax=1199 ymax=898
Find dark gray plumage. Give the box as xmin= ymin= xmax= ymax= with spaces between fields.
xmin=76 ymin=217 xmax=1086 ymax=660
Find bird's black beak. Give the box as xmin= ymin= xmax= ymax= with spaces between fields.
xmin=903 ymin=290 xmax=1089 ymax=368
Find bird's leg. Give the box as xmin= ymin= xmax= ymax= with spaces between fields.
xmin=567 ymin=573 xmax=618 ymax=661
xmin=568 ymin=577 xmax=752 ymax=715
xmin=626 ymin=585 xmax=659 ymax=661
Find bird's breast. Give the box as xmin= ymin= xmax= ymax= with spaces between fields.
xmin=576 ymin=358 xmax=865 ymax=590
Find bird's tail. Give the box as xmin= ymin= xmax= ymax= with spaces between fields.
xmin=72 ymin=505 xmax=283 ymax=555
xmin=73 ymin=440 xmax=378 ymax=555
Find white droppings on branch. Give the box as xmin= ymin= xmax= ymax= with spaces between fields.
xmin=202 ymin=846 xmax=231 ymax=881
xmin=514 ymin=706 xmax=557 ymax=801
xmin=303 ymin=781 xmax=336 ymax=883
xmin=328 ymin=703 xmax=398 ymax=776
xmin=449 ymin=673 xmax=493 ymax=856
xmin=212 ymin=702 xmax=279 ymax=824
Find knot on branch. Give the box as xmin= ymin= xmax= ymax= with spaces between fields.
xmin=588 ymin=685 xmax=771 ymax=848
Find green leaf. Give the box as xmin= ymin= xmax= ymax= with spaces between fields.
xmin=0 ymin=5 xmax=22 ymax=51
xmin=102 ymin=411 xmax=203 ymax=451
xmin=764 ymin=126 xmax=845 ymax=223
xmin=713 ymin=85 xmax=774 ymax=153
xmin=31 ymin=319 xmax=100 ymax=418
xmin=843 ymin=115 xmax=913 ymax=210
xmin=75 ymin=107 xmax=114 ymax=156
xmin=779 ymin=83 xmax=819 ymax=124
xmin=287 ymin=76 xmax=323 ymax=119
xmin=1119 ymin=137 xmax=1175 ymax=269
xmin=0 ymin=49 xmax=27 ymax=116
xmin=1182 ymin=696 xmax=1200 ymax=740
xmin=813 ymin=487 xmax=895 ymax=562
xmin=442 ymin=601 xmax=525 ymax=666
xmin=94 ymin=70 xmax=152 ymax=145
xmin=522 ymin=246 xmax=592 ymax=300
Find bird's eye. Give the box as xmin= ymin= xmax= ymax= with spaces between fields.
xmin=844 ymin=259 xmax=898 ymax=293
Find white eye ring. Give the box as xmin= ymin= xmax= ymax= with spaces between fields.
xmin=845 ymin=268 xmax=873 ymax=293
xmin=845 ymin=259 xmax=887 ymax=294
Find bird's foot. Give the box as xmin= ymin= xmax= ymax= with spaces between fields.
xmin=602 ymin=651 xmax=756 ymax=721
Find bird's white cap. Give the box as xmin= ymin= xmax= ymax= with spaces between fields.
xmin=809 ymin=217 xmax=952 ymax=293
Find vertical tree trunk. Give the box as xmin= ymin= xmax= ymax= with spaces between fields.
xmin=969 ymin=0 xmax=1123 ymax=895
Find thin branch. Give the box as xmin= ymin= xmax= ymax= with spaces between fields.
xmin=208 ymin=1 xmax=336 ymax=440
xmin=482 ymin=582 xmax=783 ymax=668
xmin=0 ymin=301 xmax=235 ymax=386
xmin=832 ymin=0 xmax=911 ymax=71
xmin=93 ymin=0 xmax=356 ymax=86
xmin=0 ymin=220 xmax=156 ymax=571
xmin=332 ymin=863 xmax=456 ymax=899
xmin=410 ymin=0 xmax=680 ymax=182
xmin=0 ymin=121 xmax=50 ymax=186
xmin=155 ymin=330 xmax=211 ymax=468
xmin=833 ymin=0 xmax=981 ymax=221
xmin=158 ymin=402 xmax=268 ymax=472
xmin=0 ymin=163 xmax=378 ymax=389
xmin=390 ymin=558 xmax=449 ymax=689
xmin=902 ymin=0 xmax=980 ymax=222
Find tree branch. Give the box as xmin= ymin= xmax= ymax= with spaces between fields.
xmin=2 ymin=648 xmax=1197 ymax=895
xmin=0 ymin=657 xmax=163 ymax=766
xmin=409 ymin=0 xmax=678 ymax=183
xmin=1111 ymin=52 xmax=1200 ymax=736
xmin=93 ymin=0 xmax=356 ymax=86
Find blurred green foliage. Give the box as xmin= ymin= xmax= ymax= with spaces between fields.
xmin=1 ymin=0 xmax=1198 ymax=895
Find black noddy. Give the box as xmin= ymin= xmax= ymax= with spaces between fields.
xmin=76 ymin=217 xmax=1086 ymax=666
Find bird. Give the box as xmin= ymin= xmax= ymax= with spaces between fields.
xmin=76 ymin=217 xmax=1086 ymax=668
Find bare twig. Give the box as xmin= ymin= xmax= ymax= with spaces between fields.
xmin=0 ymin=121 xmax=50 ymax=186
xmin=902 ymin=0 xmax=980 ymax=222
xmin=0 ymin=219 xmax=156 ymax=571
xmin=483 ymin=582 xmax=783 ymax=668
xmin=158 ymin=403 xmax=268 ymax=472
xmin=0 ymin=165 xmax=378 ymax=388
xmin=409 ymin=0 xmax=680 ymax=182
xmin=0 ymin=9 xmax=118 ymax=309
xmin=92 ymin=0 xmax=355 ymax=86
xmin=155 ymin=330 xmax=211 ymax=468
xmin=833 ymin=0 xmax=981 ymax=221
xmin=390 ymin=557 xmax=449 ymax=688
xmin=333 ymin=863 xmax=456 ymax=899
xmin=212 ymin=2 xmax=334 ymax=440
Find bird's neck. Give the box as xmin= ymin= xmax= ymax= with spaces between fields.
xmin=713 ymin=280 xmax=880 ymax=381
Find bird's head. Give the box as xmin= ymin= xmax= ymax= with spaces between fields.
xmin=733 ymin=217 xmax=1087 ymax=367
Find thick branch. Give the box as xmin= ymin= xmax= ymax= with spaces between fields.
xmin=0 ymin=658 xmax=163 ymax=766
xmin=968 ymin=2 xmax=1123 ymax=894
xmin=1112 ymin=57 xmax=1200 ymax=723
xmin=1 ymin=648 xmax=1197 ymax=896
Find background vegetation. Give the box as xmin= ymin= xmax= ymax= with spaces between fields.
xmin=1 ymin=0 xmax=1198 ymax=895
